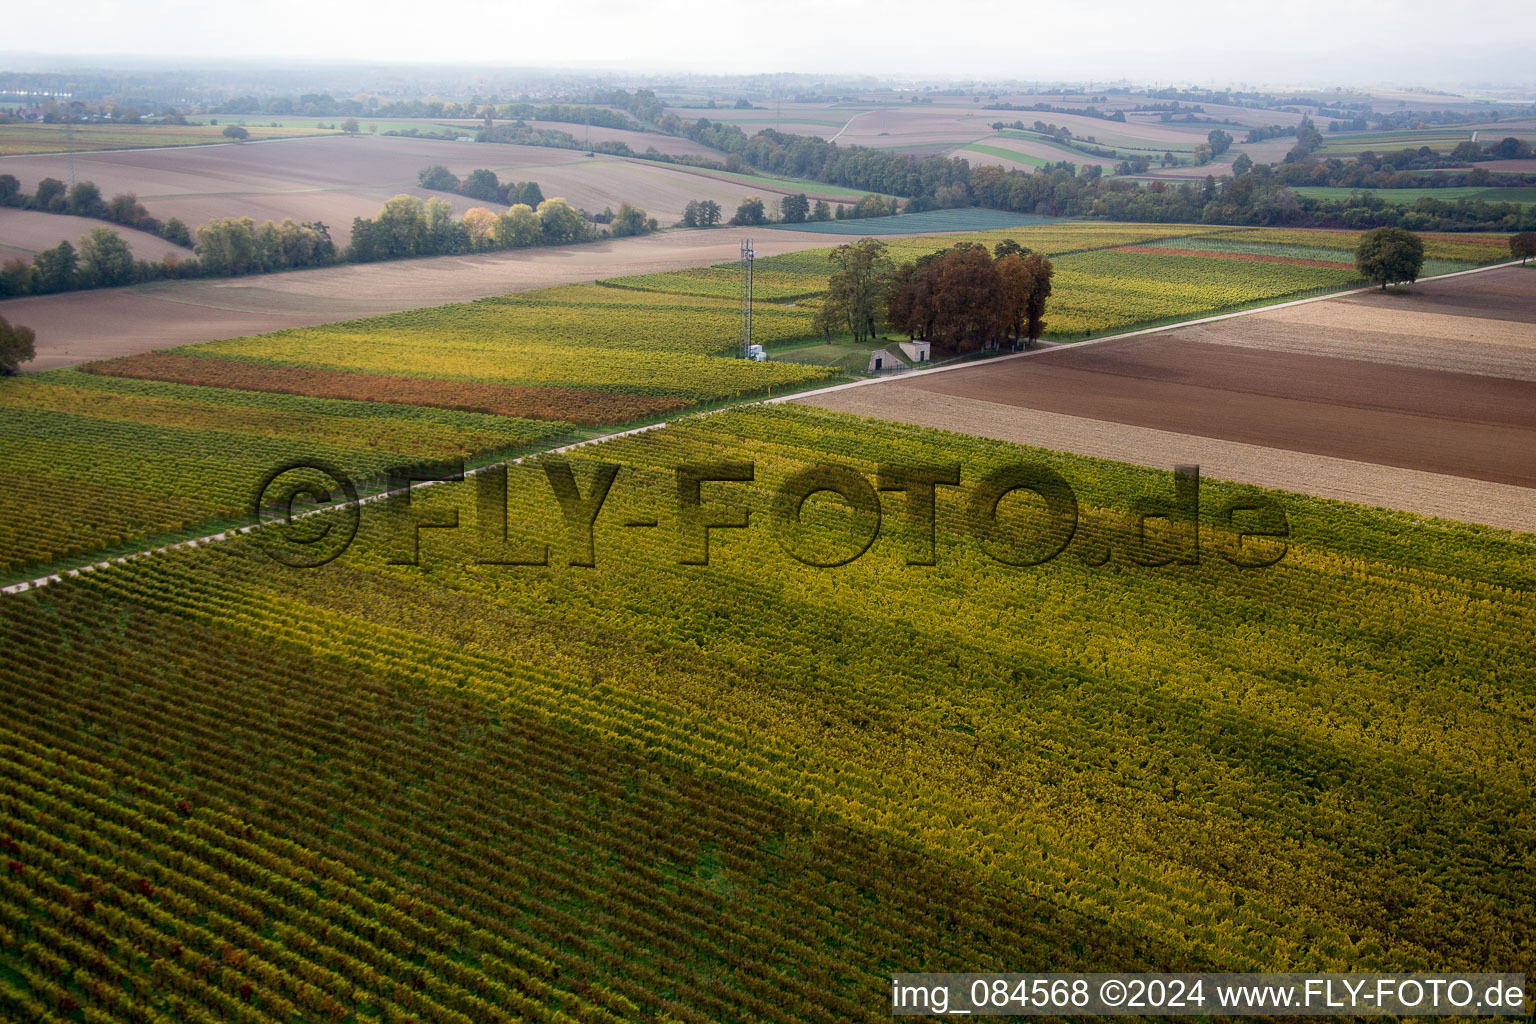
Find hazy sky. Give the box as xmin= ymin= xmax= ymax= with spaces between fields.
xmin=8 ymin=0 xmax=1535 ymax=88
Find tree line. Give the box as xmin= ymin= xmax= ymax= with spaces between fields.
xmin=812 ymin=238 xmax=1055 ymax=354
xmin=418 ymin=166 xmax=545 ymax=207
xmin=0 ymin=190 xmax=655 ymax=298
xmin=0 ymin=174 xmax=191 ymax=246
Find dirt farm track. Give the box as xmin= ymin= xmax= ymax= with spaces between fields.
xmin=801 ymin=266 xmax=1536 ymax=534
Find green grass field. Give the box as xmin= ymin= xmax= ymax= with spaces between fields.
xmin=1293 ymin=185 xmax=1536 ymax=207
xmin=957 ymin=142 xmax=1051 ymax=167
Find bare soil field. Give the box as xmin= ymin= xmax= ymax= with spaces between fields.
xmin=1173 ymin=269 xmax=1536 ymax=379
xmin=894 ymin=339 xmax=1536 ymax=487
xmin=798 ymin=266 xmax=1536 ymax=529
xmin=0 ymin=209 xmax=192 ymax=261
xmin=795 ymin=388 xmax=1536 ymax=535
xmin=0 ymin=134 xmax=834 ymax=247
xmin=5 ymin=228 xmax=855 ymax=370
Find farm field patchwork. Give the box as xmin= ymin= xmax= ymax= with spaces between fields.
xmin=1 ymin=403 xmax=1533 ymax=1022
xmin=0 ymin=223 xmax=1513 ymax=580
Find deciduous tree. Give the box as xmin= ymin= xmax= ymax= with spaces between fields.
xmin=77 ymin=227 xmax=134 ymax=288
xmin=815 ymin=238 xmax=893 ymax=344
xmin=1355 ymin=226 xmax=1424 ymax=289
xmin=0 ymin=315 xmax=35 ymax=374
xmin=1510 ymin=232 xmax=1536 ymax=265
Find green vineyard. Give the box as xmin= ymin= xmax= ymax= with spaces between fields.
xmin=2 ymin=405 xmax=1533 ymax=1021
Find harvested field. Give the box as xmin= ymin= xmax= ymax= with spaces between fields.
xmin=4 ymin=227 xmax=856 ymax=371
xmin=887 ymin=337 xmax=1536 ymax=487
xmin=0 ymin=208 xmax=192 ymax=261
xmin=793 ymin=388 xmax=1536 ymax=534
xmin=83 ymin=352 xmax=688 ymax=424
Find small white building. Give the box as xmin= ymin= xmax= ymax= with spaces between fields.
xmin=898 ymin=340 xmax=931 ymax=364
xmin=867 ymin=348 xmax=908 ymax=373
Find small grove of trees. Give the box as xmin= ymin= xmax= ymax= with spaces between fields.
xmin=416 ymin=165 xmax=544 ymax=207
xmin=779 ymin=193 xmax=810 ymax=223
xmin=888 ymin=239 xmax=1054 ymax=352
xmin=610 ymin=202 xmax=659 ymax=238
xmin=196 ymin=217 xmax=338 ymax=274
xmin=350 ymin=194 xmax=601 ymax=260
xmin=811 ymin=237 xmax=1056 ymax=353
xmin=222 ymin=125 xmax=250 ymax=142
xmin=731 ymin=196 xmax=767 ymax=226
xmin=1511 ymin=232 xmax=1536 ymax=264
xmin=0 ymin=315 xmax=36 ymax=375
xmin=1355 ymin=226 xmax=1425 ymax=289
xmin=0 ymin=175 xmax=191 ymax=247
xmin=682 ymin=199 xmax=722 ymax=227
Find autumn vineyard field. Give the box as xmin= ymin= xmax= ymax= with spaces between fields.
xmin=1 ymin=209 xmax=1530 ymax=1021
xmin=2 ymin=404 xmax=1533 ymax=1022
xmin=0 ymin=222 xmax=1516 ymax=581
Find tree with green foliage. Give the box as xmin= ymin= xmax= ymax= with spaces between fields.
xmin=0 ymin=174 xmax=20 ymax=206
xmin=815 ymin=238 xmax=893 ymax=344
xmin=342 ymin=118 xmax=360 ymax=134
xmin=494 ymin=204 xmax=541 ymax=248
xmin=1356 ymin=226 xmax=1425 ymax=289
xmin=196 ymin=217 xmax=260 ymax=274
xmin=853 ymin=193 xmax=889 ymax=219
xmin=65 ymin=181 xmax=104 ymax=218
xmin=1510 ymin=232 xmax=1536 ymax=265
xmin=779 ymin=193 xmax=810 ymax=224
xmin=992 ymin=238 xmax=1031 ymax=261
xmin=536 ymin=198 xmax=588 ymax=244
xmin=1021 ymin=252 xmax=1054 ymax=344
xmin=460 ymin=169 xmax=501 ymax=202
xmin=682 ymin=200 xmax=702 ymax=227
xmin=77 ymin=227 xmax=134 ymax=288
xmin=418 ymin=165 xmax=461 ymax=192
xmin=106 ymin=193 xmax=149 ymax=227
xmin=513 ymin=181 xmax=544 ymax=208
xmin=0 ymin=258 xmax=35 ymax=298
xmin=699 ymin=199 xmax=722 ymax=226
xmin=0 ymin=315 xmax=35 ymax=374
xmin=222 ymin=125 xmax=250 ymax=142
xmin=1207 ymin=129 xmax=1233 ymax=156
xmin=731 ymin=196 xmax=767 ymax=226
xmin=32 ymin=241 xmax=78 ymax=292
xmin=610 ymin=202 xmax=653 ymax=238
xmin=161 ymin=218 xmax=192 ymax=247
xmin=1231 ymin=152 xmax=1253 ymax=176
xmin=34 ymin=177 xmax=66 ymax=212
xmin=810 ymin=199 xmax=831 ymax=222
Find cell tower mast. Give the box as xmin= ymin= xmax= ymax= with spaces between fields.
xmin=740 ymin=239 xmax=756 ymax=359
